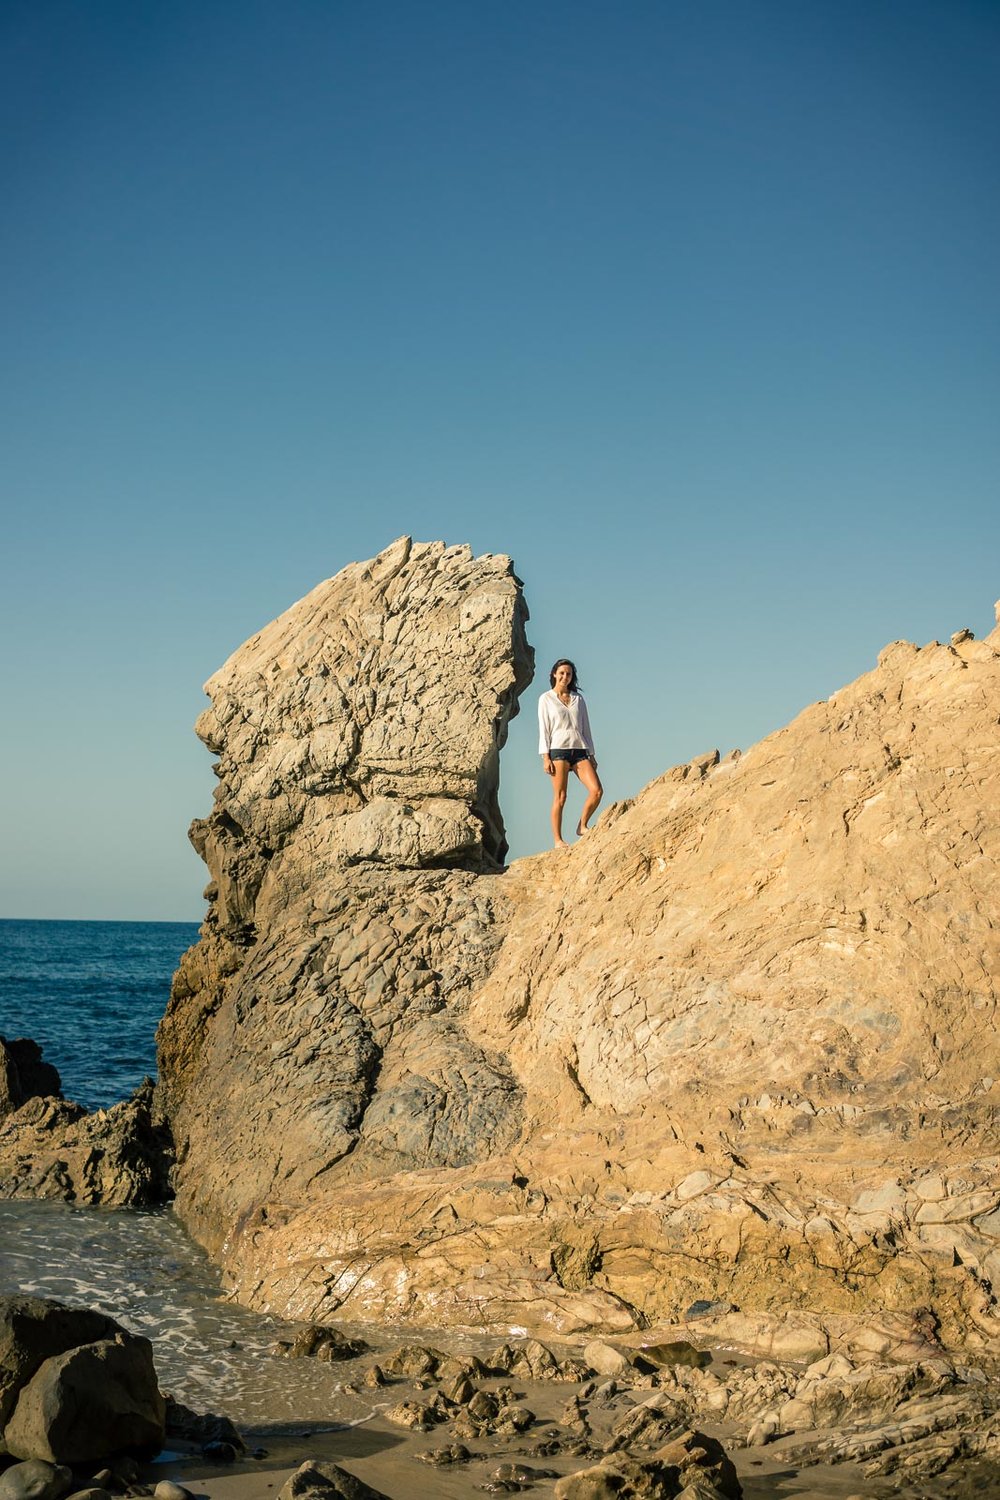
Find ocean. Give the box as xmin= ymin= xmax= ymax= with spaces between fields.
xmin=0 ymin=917 xmax=199 ymax=1110
xmin=0 ymin=916 xmax=402 ymax=1424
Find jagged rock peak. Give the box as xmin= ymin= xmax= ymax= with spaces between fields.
xmin=189 ymin=537 xmax=533 ymax=935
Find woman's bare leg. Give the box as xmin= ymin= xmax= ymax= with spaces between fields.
xmin=550 ymin=760 xmax=571 ymax=847
xmin=573 ymin=758 xmax=603 ymax=834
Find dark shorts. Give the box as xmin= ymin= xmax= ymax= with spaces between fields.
xmin=550 ymin=748 xmax=591 ymax=764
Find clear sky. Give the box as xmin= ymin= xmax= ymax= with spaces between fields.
xmin=1 ymin=0 xmax=997 ymax=920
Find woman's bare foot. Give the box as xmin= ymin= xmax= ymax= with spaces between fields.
xmin=576 ymin=822 xmax=589 ymax=836
xmin=554 ymin=839 xmax=571 ymax=850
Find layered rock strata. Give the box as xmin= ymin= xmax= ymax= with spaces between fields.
xmin=160 ymin=546 xmax=1000 ymax=1358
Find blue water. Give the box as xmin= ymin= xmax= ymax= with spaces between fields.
xmin=0 ymin=918 xmax=199 ymax=1111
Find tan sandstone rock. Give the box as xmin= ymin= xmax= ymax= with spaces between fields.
xmin=157 ymin=538 xmax=533 ymax=1267
xmin=0 ymin=1080 xmax=171 ymax=1208
xmin=158 ymin=552 xmax=1000 ymax=1357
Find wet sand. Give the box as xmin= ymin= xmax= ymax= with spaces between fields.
xmin=149 ymin=1360 xmax=881 ymax=1500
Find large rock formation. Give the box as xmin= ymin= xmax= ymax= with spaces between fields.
xmin=159 ymin=542 xmax=1000 ymax=1356
xmin=158 ymin=538 xmax=534 ymax=1257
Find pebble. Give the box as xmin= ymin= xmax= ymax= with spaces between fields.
xmin=153 ymin=1483 xmax=194 ymax=1500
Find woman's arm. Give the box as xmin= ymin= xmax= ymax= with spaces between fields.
xmin=538 ymin=695 xmax=553 ymax=756
xmin=538 ymin=696 xmax=555 ymax=774
xmin=577 ymin=695 xmax=596 ymax=757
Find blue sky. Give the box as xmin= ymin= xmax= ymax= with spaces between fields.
xmin=1 ymin=0 xmax=997 ymax=920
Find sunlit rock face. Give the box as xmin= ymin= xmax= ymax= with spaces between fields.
xmin=161 ymin=559 xmax=1000 ymax=1356
xmin=157 ymin=538 xmax=534 ymax=1260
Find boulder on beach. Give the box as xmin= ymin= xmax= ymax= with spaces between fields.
xmin=1 ymin=1298 xmax=165 ymax=1467
xmin=0 ymin=1458 xmax=72 ymax=1500
xmin=0 ymin=1299 xmax=122 ymax=1439
xmin=276 ymin=1458 xmax=392 ymax=1499
xmin=4 ymin=1335 xmax=164 ymax=1465
xmin=554 ymin=1428 xmax=742 ymax=1499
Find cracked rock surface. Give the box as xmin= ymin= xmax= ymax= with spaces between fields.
xmin=158 ymin=548 xmax=1000 ymax=1372
xmin=157 ymin=537 xmax=534 ymax=1265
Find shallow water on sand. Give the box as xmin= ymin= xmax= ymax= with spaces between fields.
xmin=0 ymin=1198 xmax=487 ymax=1430
xmin=5 ymin=1201 xmax=990 ymax=1499
xmin=1 ymin=1200 xmax=366 ymax=1425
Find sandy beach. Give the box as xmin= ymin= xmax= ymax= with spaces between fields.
xmin=145 ymin=1346 xmax=918 ymax=1500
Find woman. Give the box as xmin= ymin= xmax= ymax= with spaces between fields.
xmin=538 ymin=659 xmax=603 ymax=849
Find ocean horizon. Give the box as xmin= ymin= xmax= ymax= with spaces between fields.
xmin=0 ymin=917 xmax=199 ymax=1112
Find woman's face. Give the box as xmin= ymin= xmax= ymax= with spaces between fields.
xmin=553 ymin=663 xmax=574 ymax=693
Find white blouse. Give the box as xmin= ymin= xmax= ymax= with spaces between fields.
xmin=537 ymin=689 xmax=595 ymax=755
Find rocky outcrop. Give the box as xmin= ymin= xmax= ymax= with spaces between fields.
xmin=157 ymin=538 xmax=533 ymax=1258
xmin=159 ymin=543 xmax=1000 ymax=1360
xmin=554 ymin=1428 xmax=741 ymax=1500
xmin=0 ymin=1042 xmax=60 ymax=1117
xmin=0 ymin=1077 xmax=170 ymax=1209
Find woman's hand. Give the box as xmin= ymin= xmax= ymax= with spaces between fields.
xmin=543 ymin=756 xmax=555 ymax=776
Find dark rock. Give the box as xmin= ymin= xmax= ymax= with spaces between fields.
xmin=0 ymin=1039 xmax=62 ymax=1117
xmin=0 ymin=1459 xmax=72 ymax=1500
xmin=163 ymin=1397 xmax=245 ymax=1453
xmin=467 ymin=1390 xmax=500 ymax=1423
xmin=200 ymin=1441 xmax=238 ymax=1464
xmin=632 ymin=1340 xmax=710 ymax=1372
xmin=492 ymin=1464 xmax=558 ymax=1484
xmin=528 ymin=1439 xmax=563 ymax=1457
xmin=276 ymin=1459 xmax=392 ymax=1499
xmin=274 ymin=1326 xmax=370 ymax=1362
xmin=105 ymin=1458 xmax=139 ymax=1486
xmin=414 ymin=1443 xmax=472 ymax=1466
xmin=0 ymin=1298 xmax=123 ymax=1438
xmin=4 ymin=1336 xmax=165 ymax=1464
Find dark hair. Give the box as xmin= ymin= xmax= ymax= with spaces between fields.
xmin=549 ymin=658 xmax=580 ymax=691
